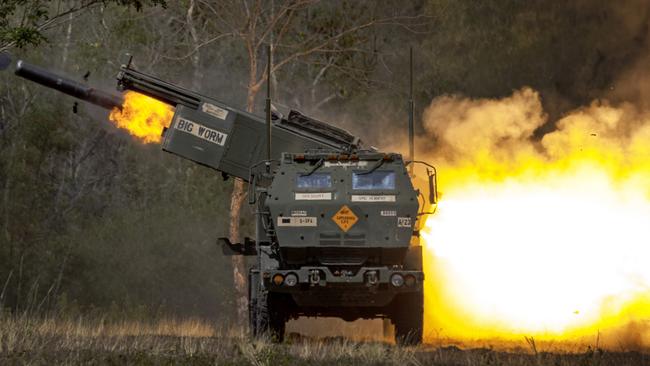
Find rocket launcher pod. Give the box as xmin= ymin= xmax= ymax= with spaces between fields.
xmin=116 ymin=57 xmax=365 ymax=182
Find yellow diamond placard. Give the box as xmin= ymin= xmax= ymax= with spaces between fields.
xmin=332 ymin=205 xmax=358 ymax=232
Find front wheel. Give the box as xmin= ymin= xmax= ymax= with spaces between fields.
xmin=252 ymin=291 xmax=286 ymax=342
xmin=392 ymin=292 xmax=423 ymax=345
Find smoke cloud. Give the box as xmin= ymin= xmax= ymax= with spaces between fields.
xmin=419 ymin=87 xmax=650 ymax=185
xmin=422 ymin=88 xmax=545 ymax=163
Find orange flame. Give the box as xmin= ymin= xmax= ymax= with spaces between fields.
xmin=109 ymin=91 xmax=174 ymax=143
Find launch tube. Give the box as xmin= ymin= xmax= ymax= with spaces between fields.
xmin=15 ymin=60 xmax=123 ymax=110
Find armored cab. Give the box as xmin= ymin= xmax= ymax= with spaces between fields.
xmin=248 ymin=151 xmax=425 ymax=343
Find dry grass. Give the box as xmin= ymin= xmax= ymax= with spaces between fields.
xmin=1 ymin=314 xmax=648 ymax=365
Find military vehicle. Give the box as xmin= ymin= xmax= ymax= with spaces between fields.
xmin=6 ymin=50 xmax=437 ymax=344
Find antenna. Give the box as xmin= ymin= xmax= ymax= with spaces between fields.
xmin=266 ymin=44 xmax=272 ymax=172
xmin=408 ymin=47 xmax=414 ymax=175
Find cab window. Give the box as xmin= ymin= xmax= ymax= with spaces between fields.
xmin=352 ymin=171 xmax=395 ymax=190
xmin=296 ymin=173 xmax=332 ymax=188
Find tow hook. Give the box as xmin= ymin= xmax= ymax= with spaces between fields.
xmin=309 ymin=269 xmax=321 ymax=285
xmin=365 ymin=270 xmax=378 ymax=287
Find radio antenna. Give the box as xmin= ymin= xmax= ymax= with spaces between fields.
xmin=266 ymin=44 xmax=272 ymax=172
xmin=408 ymin=47 xmax=414 ymax=175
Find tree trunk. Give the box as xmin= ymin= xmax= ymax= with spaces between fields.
xmin=229 ymin=178 xmax=248 ymax=327
xmin=186 ymin=0 xmax=203 ymax=91
xmin=186 ymin=0 xmax=202 ymax=207
xmin=229 ymin=71 xmax=260 ymax=328
xmin=61 ymin=13 xmax=73 ymax=67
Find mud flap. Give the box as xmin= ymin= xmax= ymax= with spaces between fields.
xmin=404 ymin=245 xmax=422 ymax=271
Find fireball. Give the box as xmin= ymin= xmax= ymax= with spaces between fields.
xmin=109 ymin=91 xmax=174 ymax=143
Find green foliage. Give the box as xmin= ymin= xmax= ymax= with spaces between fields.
xmin=0 ymin=1 xmax=47 ymax=48
xmin=0 ymin=0 xmax=166 ymax=50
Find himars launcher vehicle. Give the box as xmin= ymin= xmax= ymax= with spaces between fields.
xmin=4 ymin=49 xmax=437 ymax=344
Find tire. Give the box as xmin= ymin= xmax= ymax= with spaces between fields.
xmin=253 ymin=290 xmax=286 ymax=342
xmin=392 ymin=291 xmax=423 ymax=345
xmin=248 ymin=270 xmax=258 ymax=336
xmin=249 ymin=297 xmax=258 ymax=336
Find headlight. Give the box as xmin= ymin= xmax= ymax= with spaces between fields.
xmin=390 ymin=273 xmax=404 ymax=287
xmin=284 ymin=273 xmax=298 ymax=286
xmin=404 ymin=274 xmax=416 ymax=287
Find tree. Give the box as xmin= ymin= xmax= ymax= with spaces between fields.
xmin=0 ymin=0 xmax=236 ymax=316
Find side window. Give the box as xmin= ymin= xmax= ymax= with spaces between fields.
xmin=352 ymin=171 xmax=396 ymax=190
xmin=296 ymin=173 xmax=332 ymax=188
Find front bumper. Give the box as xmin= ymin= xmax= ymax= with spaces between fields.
xmin=263 ymin=266 xmax=423 ymax=290
xmin=263 ymin=266 xmax=423 ymax=308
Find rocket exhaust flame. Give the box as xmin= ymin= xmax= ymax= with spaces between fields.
xmin=421 ymin=89 xmax=650 ymax=347
xmin=418 ymin=88 xmax=650 ymax=348
xmin=421 ymin=177 xmax=650 ymax=345
xmin=109 ymin=91 xmax=174 ymax=143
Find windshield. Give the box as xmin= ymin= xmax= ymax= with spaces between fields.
xmin=352 ymin=171 xmax=395 ymax=190
xmin=296 ymin=173 xmax=332 ymax=188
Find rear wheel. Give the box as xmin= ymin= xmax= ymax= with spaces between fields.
xmin=392 ymin=292 xmax=423 ymax=345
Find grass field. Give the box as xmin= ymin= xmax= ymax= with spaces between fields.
xmin=1 ymin=315 xmax=648 ymax=365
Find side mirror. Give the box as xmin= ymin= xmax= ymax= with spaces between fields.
xmin=427 ymin=168 xmax=437 ymax=205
